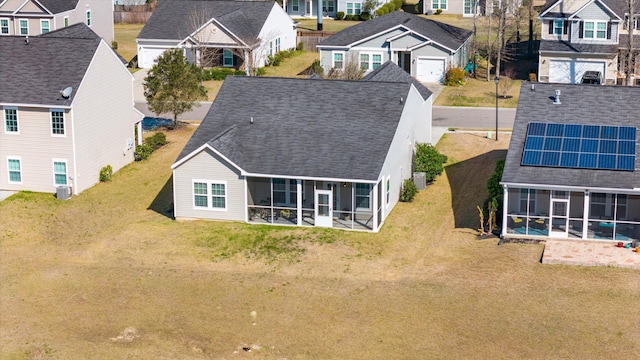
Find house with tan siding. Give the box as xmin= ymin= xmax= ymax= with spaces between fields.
xmin=0 ymin=23 xmax=142 ymax=198
xmin=0 ymin=0 xmax=113 ymax=43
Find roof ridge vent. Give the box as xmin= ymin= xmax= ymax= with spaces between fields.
xmin=553 ymin=89 xmax=561 ymax=105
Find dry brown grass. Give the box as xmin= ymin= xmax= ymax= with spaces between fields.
xmin=435 ymin=77 xmax=522 ymax=108
xmin=1 ymin=130 xmax=639 ymax=359
xmin=114 ymin=23 xmax=144 ymax=63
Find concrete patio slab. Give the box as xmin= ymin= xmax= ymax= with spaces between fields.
xmin=543 ymin=239 xmax=640 ymax=270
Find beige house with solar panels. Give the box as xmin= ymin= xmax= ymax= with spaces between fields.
xmin=0 ymin=24 xmax=142 ymax=198
xmin=0 ymin=0 xmax=113 ymax=43
xmin=501 ymin=83 xmax=640 ymax=244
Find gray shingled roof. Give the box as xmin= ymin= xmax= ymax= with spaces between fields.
xmin=38 ymin=0 xmax=80 ymax=14
xmin=319 ymin=11 xmax=472 ymax=52
xmin=502 ymin=82 xmax=640 ymax=190
xmin=0 ymin=24 xmax=100 ymax=106
xmin=137 ymin=0 xmax=274 ymax=44
xmin=362 ymin=61 xmax=433 ymax=100
xmin=539 ymin=39 xmax=618 ymax=54
xmin=175 ymin=76 xmax=414 ymax=181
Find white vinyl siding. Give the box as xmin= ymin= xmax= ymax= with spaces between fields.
xmin=53 ymin=160 xmax=67 ymax=186
xmin=7 ymin=157 xmax=22 ymax=184
xmin=4 ymin=107 xmax=18 ymax=133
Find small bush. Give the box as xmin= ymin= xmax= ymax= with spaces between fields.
xmin=345 ymin=14 xmax=353 ymax=20
xmin=360 ymin=12 xmax=371 ymax=20
xmin=444 ymin=67 xmax=466 ymax=86
xmin=400 ymin=179 xmax=418 ymax=202
xmin=352 ymin=14 xmax=360 ymax=21
xmin=376 ymin=8 xmax=387 ymax=16
xmin=336 ymin=11 xmax=345 ymax=20
xmin=296 ymin=42 xmax=304 ymax=51
xmin=135 ymin=144 xmax=153 ymax=161
xmin=384 ymin=3 xmax=396 ymax=11
xmin=202 ymin=68 xmax=245 ymax=81
xmin=414 ymin=143 xmax=448 ymax=182
xmin=145 ymin=132 xmax=167 ymax=150
xmin=99 ymin=165 xmax=113 ymax=182
xmin=392 ymin=0 xmax=403 ymax=8
xmin=435 ymin=8 xmax=443 ymax=15
xmin=111 ymin=41 xmax=118 ymax=50
xmin=256 ymin=67 xmax=267 ymax=76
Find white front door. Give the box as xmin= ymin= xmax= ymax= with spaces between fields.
xmin=550 ymin=199 xmax=569 ymax=238
xmin=416 ymin=58 xmax=446 ymax=83
xmin=315 ymin=189 xmax=332 ymax=227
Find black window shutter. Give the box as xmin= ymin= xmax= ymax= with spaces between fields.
xmin=579 ymin=21 xmax=584 ymax=38
xmin=549 ymin=20 xmax=554 ymax=34
xmin=607 ymin=22 xmax=612 ymax=39
xmin=563 ymin=21 xmax=568 ymax=35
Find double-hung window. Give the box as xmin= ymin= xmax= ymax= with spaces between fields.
xmin=359 ymin=52 xmax=382 ymax=71
xmin=292 ymin=0 xmax=299 ymax=11
xmin=553 ymin=20 xmax=564 ymax=35
xmin=583 ymin=21 xmax=607 ymax=39
xmin=432 ymin=0 xmax=447 ymax=10
xmin=346 ymin=3 xmax=361 ymax=15
xmin=355 ymin=183 xmax=371 ymax=209
xmin=4 ymin=107 xmax=18 ymax=133
xmin=41 ymin=19 xmax=50 ymax=34
xmin=223 ymin=49 xmax=233 ymax=66
xmin=86 ymin=10 xmax=91 ymax=26
xmin=193 ymin=181 xmax=227 ymax=210
xmin=275 ymin=38 xmax=281 ymax=53
xmin=19 ymin=19 xmax=28 ymax=35
xmin=0 ymin=18 xmax=9 ymax=35
xmin=386 ymin=177 xmax=390 ymax=206
xmin=51 ymin=110 xmax=65 ymax=136
xmin=333 ymin=52 xmax=344 ymax=69
xmin=53 ymin=160 xmax=67 ymax=186
xmin=323 ymin=1 xmax=335 ymax=13
xmin=8 ymin=157 xmax=21 ymax=183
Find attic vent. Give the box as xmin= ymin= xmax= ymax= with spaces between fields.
xmin=400 ymin=96 xmax=404 ymax=104
xmin=24 ymin=36 xmax=29 ymax=45
xmin=250 ymin=117 xmax=254 ymax=124
xmin=531 ymin=83 xmax=535 ymax=91
xmin=553 ymin=89 xmax=561 ymax=104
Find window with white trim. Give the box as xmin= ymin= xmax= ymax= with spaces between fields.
xmin=584 ymin=21 xmax=607 ymax=39
xmin=355 ymin=183 xmax=371 ymax=209
xmin=53 ymin=160 xmax=67 ymax=185
xmin=346 ymin=3 xmax=361 ymax=15
xmin=553 ymin=20 xmax=564 ymax=35
xmin=51 ymin=110 xmax=64 ymax=135
xmin=41 ymin=19 xmax=50 ymax=34
xmin=64 ymin=16 xmax=69 ymax=27
xmin=86 ymin=10 xmax=91 ymax=26
xmin=193 ymin=181 xmax=227 ymax=210
xmin=624 ymin=15 xmax=639 ymax=30
xmin=8 ymin=157 xmax=21 ymax=183
xmin=275 ymin=38 xmax=281 ymax=53
xmin=223 ymin=49 xmax=233 ymax=66
xmin=292 ymin=0 xmax=299 ymax=11
xmin=332 ymin=52 xmax=344 ymax=68
xmin=323 ymin=0 xmax=335 ymax=12
xmin=359 ymin=52 xmax=382 ymax=71
xmin=0 ymin=18 xmax=9 ymax=35
xmin=4 ymin=107 xmax=18 ymax=133
xmin=432 ymin=0 xmax=447 ymax=10
xmin=19 ymin=19 xmax=28 ymax=35
xmin=386 ymin=177 xmax=390 ymax=205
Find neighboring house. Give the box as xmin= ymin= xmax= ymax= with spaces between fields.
xmin=171 ymin=65 xmax=433 ymax=232
xmin=317 ymin=11 xmax=472 ymax=82
xmin=114 ymin=0 xmax=146 ymax=4
xmin=501 ymin=83 xmax=640 ymax=243
xmin=0 ymin=0 xmax=114 ymax=44
xmin=284 ymin=0 xmax=390 ymax=18
xmin=423 ymin=0 xmax=482 ymax=16
xmin=0 ymin=24 xmax=142 ymax=197
xmin=136 ymin=0 xmax=296 ymax=70
xmin=538 ymin=0 xmax=640 ymax=84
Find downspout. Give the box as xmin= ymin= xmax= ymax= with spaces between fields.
xmin=70 ymin=108 xmax=79 ymax=195
xmin=499 ymin=184 xmax=508 ymax=244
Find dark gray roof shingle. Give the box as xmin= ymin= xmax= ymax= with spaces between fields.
xmin=319 ymin=11 xmax=472 ymax=51
xmin=38 ymin=0 xmax=80 ymax=14
xmin=502 ymin=82 xmax=640 ymax=190
xmin=0 ymin=24 xmax=100 ymax=106
xmin=539 ymin=39 xmax=618 ymax=54
xmin=362 ymin=61 xmax=433 ymax=100
xmin=176 ymin=76 xmax=415 ymax=181
xmin=137 ymin=0 xmax=274 ymax=43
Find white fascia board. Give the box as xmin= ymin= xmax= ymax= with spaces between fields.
xmin=316 ymin=45 xmax=350 ymax=50
xmin=500 ymin=182 xmax=640 ymax=194
xmin=240 ymin=172 xmax=378 ymax=184
xmin=348 ymin=24 xmax=411 ymax=48
xmin=541 ymin=50 xmax=615 ymax=56
xmin=171 ymin=143 xmax=245 ymax=173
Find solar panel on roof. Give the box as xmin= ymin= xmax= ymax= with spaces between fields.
xmin=521 ymin=122 xmax=637 ymax=171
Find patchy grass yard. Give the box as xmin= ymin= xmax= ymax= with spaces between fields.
xmin=296 ymin=18 xmax=361 ymax=32
xmin=1 ymin=128 xmax=639 ymax=359
xmin=435 ymin=77 xmax=522 ymax=108
xmin=114 ymin=23 xmax=144 ymax=63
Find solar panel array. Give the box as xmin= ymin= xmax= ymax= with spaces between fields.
xmin=521 ymin=122 xmax=637 ymax=171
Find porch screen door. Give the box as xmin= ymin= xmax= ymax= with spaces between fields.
xmin=550 ymin=199 xmax=569 ymax=238
xmin=315 ymin=189 xmax=333 ymax=227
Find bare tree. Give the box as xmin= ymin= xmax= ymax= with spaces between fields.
xmin=183 ymin=6 xmax=221 ymax=67
xmin=623 ymin=0 xmax=640 ymax=86
xmin=322 ymin=54 xmax=365 ymax=80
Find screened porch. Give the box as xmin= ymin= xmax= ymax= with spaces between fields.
xmin=246 ymin=177 xmax=383 ymax=231
xmin=504 ymin=187 xmax=640 ymax=242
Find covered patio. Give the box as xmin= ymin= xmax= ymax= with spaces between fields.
xmin=246 ymin=177 xmax=382 ymax=231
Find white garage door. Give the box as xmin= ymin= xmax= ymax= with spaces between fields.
xmin=140 ymin=47 xmax=168 ymax=69
xmin=416 ymin=58 xmax=445 ymax=83
xmin=549 ymin=60 xmax=606 ymax=84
